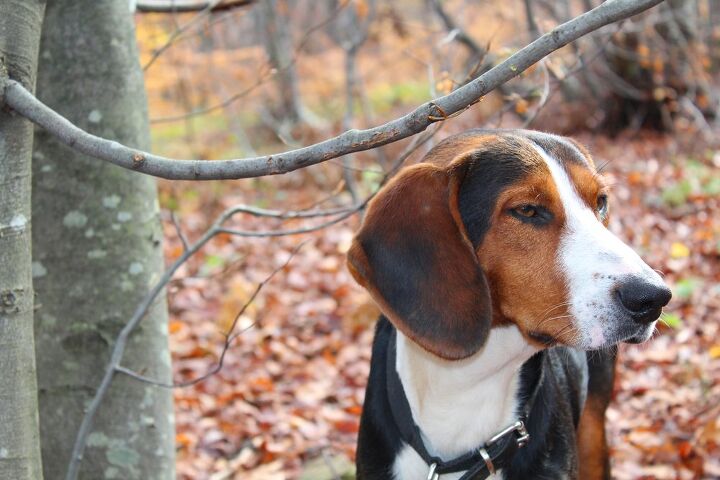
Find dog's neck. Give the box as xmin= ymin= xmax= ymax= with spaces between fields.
xmin=394 ymin=326 xmax=537 ymax=462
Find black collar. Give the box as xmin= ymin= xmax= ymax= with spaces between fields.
xmin=386 ymin=329 xmax=542 ymax=480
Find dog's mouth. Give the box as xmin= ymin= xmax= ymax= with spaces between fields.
xmin=615 ymin=320 xmax=658 ymax=345
xmin=624 ymin=335 xmax=646 ymax=344
xmin=526 ymin=313 xmax=659 ymax=350
xmin=527 ymin=330 xmax=559 ymax=347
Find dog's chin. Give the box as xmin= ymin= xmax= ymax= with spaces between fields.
xmin=621 ymin=322 xmax=657 ymax=344
xmin=528 ymin=319 xmax=659 ymax=350
xmin=608 ymin=319 xmax=658 ymax=346
xmin=525 ymin=315 xmax=659 ymax=350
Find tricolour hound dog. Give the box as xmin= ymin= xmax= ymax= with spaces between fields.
xmin=347 ymin=130 xmax=671 ymax=480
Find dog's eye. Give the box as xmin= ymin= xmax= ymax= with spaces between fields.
xmin=597 ymin=194 xmax=608 ymax=217
xmin=509 ymin=204 xmax=553 ymax=226
xmin=513 ymin=205 xmax=538 ymax=218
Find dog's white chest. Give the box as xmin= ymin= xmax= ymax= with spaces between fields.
xmin=390 ymin=327 xmax=536 ymax=480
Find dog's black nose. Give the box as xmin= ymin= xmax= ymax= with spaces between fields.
xmin=616 ymin=278 xmax=672 ymax=324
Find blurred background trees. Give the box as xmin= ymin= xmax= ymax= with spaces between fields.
xmin=139 ymin=0 xmax=718 ymax=163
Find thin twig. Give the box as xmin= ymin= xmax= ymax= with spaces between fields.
xmin=223 ymin=204 xmax=357 ymax=219
xmin=151 ymin=68 xmax=273 ymax=124
xmin=170 ymin=211 xmax=190 ymax=252
xmin=216 ymin=208 xmax=362 ymax=238
xmin=429 ymin=0 xmax=485 ymax=59
xmin=522 ymin=59 xmax=551 ymax=127
xmin=143 ymin=0 xmax=225 ymax=71
xmin=136 ymin=0 xmax=255 ymax=13
xmin=116 ymin=241 xmax=307 ymax=389
xmin=523 ymin=25 xmax=623 ymax=128
xmin=148 ymin=0 xmax=347 ymax=123
xmin=524 ymin=0 xmax=542 ymax=39
xmin=328 ymin=160 xmax=385 ymax=174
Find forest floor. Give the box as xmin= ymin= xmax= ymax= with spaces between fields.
xmin=159 ymin=128 xmax=720 ymax=480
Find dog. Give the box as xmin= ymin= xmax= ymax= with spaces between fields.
xmin=347 ymin=130 xmax=671 ymax=479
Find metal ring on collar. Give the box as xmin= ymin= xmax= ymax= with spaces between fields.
xmin=478 ymin=447 xmax=496 ymax=476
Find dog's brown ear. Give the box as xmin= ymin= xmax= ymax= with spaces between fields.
xmin=347 ymin=163 xmax=492 ymax=360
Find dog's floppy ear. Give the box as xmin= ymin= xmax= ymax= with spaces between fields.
xmin=347 ymin=162 xmax=492 ymax=360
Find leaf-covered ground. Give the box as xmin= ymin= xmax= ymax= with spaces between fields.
xmin=160 ymin=131 xmax=720 ymax=480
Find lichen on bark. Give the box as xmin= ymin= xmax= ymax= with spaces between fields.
xmin=31 ymin=1 xmax=175 ymax=478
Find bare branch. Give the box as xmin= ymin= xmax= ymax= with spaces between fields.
xmin=220 ymin=203 xmax=358 ymax=219
xmin=522 ymin=59 xmax=551 ymax=127
xmin=524 ymin=0 xmax=542 ymax=39
xmin=150 ymin=66 xmax=274 ymax=123
xmin=429 ymin=0 xmax=485 ymax=59
xmin=169 ymin=211 xmax=190 ymax=252
xmin=523 ymin=26 xmax=621 ymax=128
xmin=2 ymin=0 xmax=665 ymax=182
xmin=428 ymin=0 xmax=521 ymax=121
xmin=135 ymin=0 xmax=255 ymax=13
xmin=143 ymin=0 xmax=227 ymax=71
xmin=216 ymin=208 xmax=361 ymax=238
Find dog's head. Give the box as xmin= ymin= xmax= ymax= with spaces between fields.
xmin=347 ymin=130 xmax=671 ymax=360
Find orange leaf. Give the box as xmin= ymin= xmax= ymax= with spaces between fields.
xmin=175 ymin=432 xmax=194 ymax=448
xmin=168 ymin=320 xmax=184 ymax=334
xmin=345 ymin=405 xmax=363 ymax=416
xmin=515 ymin=99 xmax=528 ymax=115
xmin=333 ymin=420 xmax=359 ymax=434
xmin=250 ymin=376 xmax=275 ymax=392
xmin=678 ymin=440 xmax=693 ymax=459
xmin=627 ymin=171 xmax=644 ymax=185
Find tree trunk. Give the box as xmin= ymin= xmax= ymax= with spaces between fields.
xmin=327 ymin=0 xmax=376 ymax=204
xmin=31 ymin=1 xmax=175 ymax=479
xmin=710 ymin=0 xmax=720 ymax=70
xmin=0 ymin=1 xmax=46 ymax=479
xmin=257 ymin=0 xmax=305 ymax=127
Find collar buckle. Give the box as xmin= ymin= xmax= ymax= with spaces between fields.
xmin=487 ymin=420 xmax=530 ymax=449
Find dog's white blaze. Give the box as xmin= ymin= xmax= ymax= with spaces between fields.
xmin=392 ymin=326 xmax=536 ymax=480
xmin=534 ymin=144 xmax=665 ymax=348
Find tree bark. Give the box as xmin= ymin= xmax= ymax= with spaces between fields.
xmin=257 ymin=0 xmax=303 ymax=124
xmin=31 ymin=1 xmax=175 ymax=479
xmin=0 ymin=1 xmax=46 ymax=479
